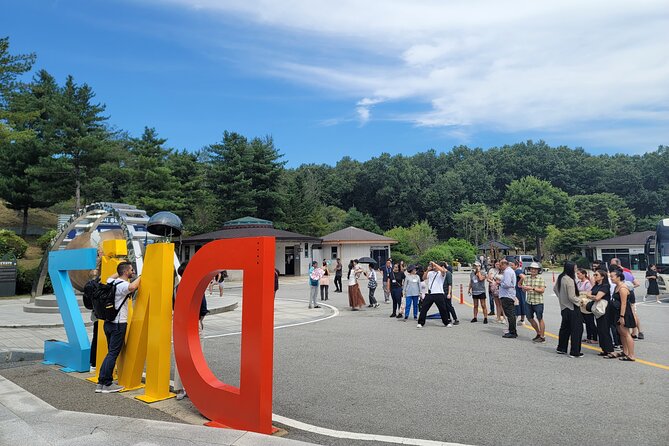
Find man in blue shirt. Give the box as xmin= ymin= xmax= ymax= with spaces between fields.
xmin=499 ymin=259 xmax=518 ymax=338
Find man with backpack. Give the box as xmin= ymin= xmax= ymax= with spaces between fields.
xmin=95 ymin=261 xmax=140 ymax=394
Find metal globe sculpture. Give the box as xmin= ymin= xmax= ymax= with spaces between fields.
xmin=147 ymin=211 xmax=183 ymax=238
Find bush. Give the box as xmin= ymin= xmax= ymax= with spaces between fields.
xmin=0 ymin=230 xmax=28 ymax=259
xmin=570 ymin=255 xmax=590 ymax=269
xmin=418 ymin=244 xmax=452 ymax=268
xmin=37 ymin=229 xmax=57 ymax=251
xmin=16 ymin=264 xmax=52 ymax=295
xmin=444 ymin=238 xmax=477 ymax=264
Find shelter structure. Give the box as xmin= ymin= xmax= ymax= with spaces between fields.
xmin=581 ymin=230 xmax=654 ymax=270
xmin=180 ymin=217 xmax=320 ymax=276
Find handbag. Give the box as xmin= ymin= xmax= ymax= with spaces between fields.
xmin=590 ymin=299 xmax=608 ymax=318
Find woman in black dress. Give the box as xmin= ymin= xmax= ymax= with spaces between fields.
xmin=586 ymin=269 xmax=614 ymax=357
xmin=646 ymin=264 xmax=660 ymax=303
xmin=609 ymin=270 xmax=636 ymax=361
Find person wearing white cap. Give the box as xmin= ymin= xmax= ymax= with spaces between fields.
xmin=522 ymin=262 xmax=546 ymax=342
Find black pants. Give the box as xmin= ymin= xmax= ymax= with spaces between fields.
xmin=558 ymin=305 xmax=583 ymax=355
xmin=501 ymin=297 xmax=516 ymax=335
xmin=596 ymin=314 xmax=614 ymax=353
xmin=417 ymin=293 xmax=451 ymax=326
xmin=320 ymin=285 xmax=329 ymax=300
xmin=391 ymin=287 xmax=403 ymax=315
xmin=368 ymin=286 xmax=377 ymax=305
xmin=583 ymin=313 xmax=598 ymax=341
xmin=334 ymin=275 xmax=342 ymax=292
xmin=445 ymin=296 xmax=458 ymax=321
xmin=90 ymin=319 xmax=98 ymax=367
xmin=98 ymin=321 xmax=127 ymax=386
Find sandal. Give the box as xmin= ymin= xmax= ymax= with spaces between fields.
xmin=604 ymin=352 xmax=624 ymax=359
xmin=619 ymin=356 xmax=636 ymax=361
xmin=597 ymin=352 xmax=609 ymax=356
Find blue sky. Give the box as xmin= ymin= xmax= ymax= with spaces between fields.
xmin=3 ymin=0 xmax=668 ymax=166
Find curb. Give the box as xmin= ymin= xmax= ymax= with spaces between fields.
xmin=0 ymin=320 xmax=95 ymax=329
xmin=1 ymin=350 xmax=43 ymax=364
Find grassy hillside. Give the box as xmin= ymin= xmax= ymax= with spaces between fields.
xmin=0 ymin=201 xmax=58 ymax=231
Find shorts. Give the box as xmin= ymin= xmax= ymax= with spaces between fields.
xmin=526 ymin=303 xmax=544 ymax=320
xmin=472 ymin=293 xmax=486 ymax=300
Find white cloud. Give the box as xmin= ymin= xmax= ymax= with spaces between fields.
xmin=150 ymin=0 xmax=669 ymax=146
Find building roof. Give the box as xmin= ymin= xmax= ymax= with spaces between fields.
xmin=182 ymin=227 xmax=321 ymax=243
xmin=321 ymin=226 xmax=396 ymax=244
xmin=477 ymin=240 xmax=513 ymax=250
xmin=223 ymin=216 xmax=273 ymax=228
xmin=583 ymin=231 xmax=654 ymax=247
xmin=182 ymin=216 xmax=320 ymax=242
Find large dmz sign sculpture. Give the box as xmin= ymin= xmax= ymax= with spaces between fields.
xmin=44 ymin=237 xmax=276 ymax=434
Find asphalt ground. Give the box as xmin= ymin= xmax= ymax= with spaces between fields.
xmin=202 ymin=272 xmax=669 ymax=446
xmin=1 ymin=272 xmax=667 ymax=446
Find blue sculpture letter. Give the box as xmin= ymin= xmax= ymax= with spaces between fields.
xmin=43 ymin=248 xmax=97 ymax=372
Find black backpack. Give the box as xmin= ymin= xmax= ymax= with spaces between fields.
xmin=90 ymin=280 xmax=130 ymax=322
xmin=82 ymin=279 xmax=97 ymax=310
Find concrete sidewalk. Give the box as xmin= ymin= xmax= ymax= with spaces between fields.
xmin=0 ymin=374 xmax=313 ymax=446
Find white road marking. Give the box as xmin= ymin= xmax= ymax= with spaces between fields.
xmin=203 ymin=299 xmax=339 ymax=339
xmin=272 ymin=414 xmax=473 ymax=446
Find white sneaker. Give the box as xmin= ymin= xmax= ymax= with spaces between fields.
xmin=446 ymin=323 xmax=453 ymax=328
xmin=94 ymin=384 xmax=103 ymax=393
xmin=89 ymin=366 xmax=96 ymax=373
xmin=176 ymin=390 xmax=187 ymax=401
xmin=416 ymin=323 xmax=423 ymax=328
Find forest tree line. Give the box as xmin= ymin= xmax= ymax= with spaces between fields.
xmin=1 ymin=37 xmax=668 ymax=260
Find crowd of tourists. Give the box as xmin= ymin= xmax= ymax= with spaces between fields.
xmin=308 ymin=256 xmax=659 ymax=362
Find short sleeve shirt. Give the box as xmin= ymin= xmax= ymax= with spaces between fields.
xmin=106 ymin=278 xmax=131 ymax=323
xmin=524 ymin=275 xmax=546 ymax=305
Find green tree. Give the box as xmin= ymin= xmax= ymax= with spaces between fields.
xmin=418 ymin=244 xmax=452 ymax=267
xmin=443 ymin=238 xmax=477 ymax=263
xmin=343 ymin=207 xmax=382 ymax=234
xmin=248 ymin=135 xmax=286 ymax=222
xmin=499 ymin=176 xmax=576 ymax=259
xmin=452 ymin=202 xmax=502 ymax=246
xmin=0 ymin=36 xmax=36 ymax=144
xmin=544 ymin=226 xmax=614 ymax=256
xmin=384 ymin=221 xmax=437 ymax=256
xmin=0 ymin=229 xmax=28 ymax=258
xmin=571 ymin=193 xmax=636 ymax=235
xmin=0 ymin=70 xmax=62 ymax=236
xmin=123 ymin=127 xmax=182 ymax=215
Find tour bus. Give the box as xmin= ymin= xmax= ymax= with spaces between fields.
xmin=644 ymin=218 xmax=669 ymax=294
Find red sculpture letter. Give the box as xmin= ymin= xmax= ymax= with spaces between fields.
xmin=173 ymin=237 xmax=275 ymax=434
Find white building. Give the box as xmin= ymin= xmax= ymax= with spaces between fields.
xmin=318 ymin=226 xmax=397 ymax=266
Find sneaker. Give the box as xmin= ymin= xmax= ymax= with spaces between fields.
xmin=532 ymin=335 xmax=541 ymax=341
xmin=100 ymin=383 xmax=124 ymax=393
xmin=90 ymin=366 xmax=96 ymax=373
xmin=416 ymin=323 xmax=423 ymax=328
xmin=453 ymin=320 xmax=460 ymax=325
xmin=390 ymin=313 xmax=396 ymax=318
xmin=368 ymin=304 xmax=374 ymax=308
xmin=569 ymin=353 xmax=584 ymax=358
xmin=483 ymin=318 xmax=488 ymax=324
xmin=556 ymin=350 xmax=567 ymax=355
xmin=308 ymin=305 xmax=313 ymax=309
xmin=396 ymin=313 xmax=403 ymax=318
xmin=374 ymin=303 xmax=380 ymax=308
xmin=638 ymin=332 xmax=645 ymax=340
xmin=94 ymin=384 xmax=103 ymax=393
xmin=470 ymin=318 xmax=478 ymax=323
xmin=487 ymin=311 xmax=495 ymax=316
xmin=446 ymin=323 xmax=453 ymax=328
xmin=502 ymin=333 xmax=517 ymax=338
xmin=176 ymin=390 xmax=187 ymax=401
xmin=538 ymin=337 xmax=546 ymax=343
xmin=314 ymin=305 xmax=321 ymax=309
